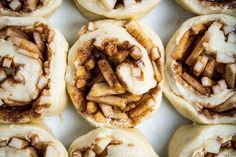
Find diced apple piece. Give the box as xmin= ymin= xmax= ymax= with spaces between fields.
xmin=212 ymin=85 xmax=221 ymax=95
xmin=227 ymin=32 xmax=236 ymax=44
xmin=87 ymin=22 xmax=96 ymax=31
xmin=86 ymin=102 xmax=97 ymax=114
xmin=99 ymin=0 xmax=117 ymax=10
xmin=192 ymin=23 xmax=206 ymax=35
xmin=94 ymin=111 xmax=106 ymax=123
xmin=204 ymin=59 xmax=215 ymax=78
xmin=25 ymin=0 xmax=39 ymax=11
xmin=130 ymin=46 xmax=142 ymax=60
xmin=9 ymin=0 xmax=22 ymax=11
xmin=2 ymin=58 xmax=12 ymax=68
xmin=225 ymin=64 xmax=236 ymax=88
xmin=204 ymin=139 xmax=221 ymax=154
xmin=87 ymin=95 xmax=127 ymax=108
xmin=218 ymin=80 xmax=227 ymax=91
xmin=0 ymin=69 xmax=7 ymax=82
xmin=201 ymin=76 xmax=214 ymax=87
xmin=9 ymin=137 xmax=29 ymax=149
xmin=99 ymin=104 xmax=114 ymax=117
xmin=72 ymin=151 xmax=82 ymax=157
xmin=223 ymin=25 xmax=235 ymax=35
xmin=98 ymin=59 xmax=124 ymax=92
xmin=44 ymin=145 xmax=59 ymax=157
xmin=93 ymin=138 xmax=111 ymax=154
xmin=186 ymin=34 xmax=208 ymax=66
xmin=182 ymin=72 xmax=210 ymax=95
xmin=171 ymin=31 xmax=191 ymax=60
xmin=88 ymin=82 xmax=125 ymax=97
xmin=123 ymin=0 xmax=136 ymax=7
xmin=150 ymin=47 xmax=160 ymax=61
xmin=193 ymin=55 xmax=208 ymax=76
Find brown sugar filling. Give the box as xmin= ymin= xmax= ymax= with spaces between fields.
xmin=114 ymin=0 xmax=142 ymax=9
xmin=199 ymin=0 xmax=236 ymax=9
xmin=171 ymin=21 xmax=236 ymax=119
xmin=0 ymin=0 xmax=45 ymax=13
xmin=72 ymin=21 xmax=162 ymax=126
xmin=72 ymin=137 xmax=133 ymax=157
xmin=0 ymin=134 xmax=54 ymax=157
xmin=0 ymin=23 xmax=53 ymax=123
xmin=204 ymin=136 xmax=236 ymax=157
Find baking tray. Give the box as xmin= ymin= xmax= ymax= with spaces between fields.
xmin=45 ymin=0 xmax=195 ymax=156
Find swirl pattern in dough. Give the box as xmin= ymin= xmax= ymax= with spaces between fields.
xmin=164 ymin=14 xmax=236 ymax=124
xmin=176 ymin=0 xmax=236 ymax=16
xmin=169 ymin=124 xmax=236 ymax=157
xmin=74 ymin=0 xmax=161 ymax=20
xmin=66 ymin=20 xmax=164 ymax=128
xmin=69 ymin=128 xmax=159 ymax=157
xmin=0 ymin=124 xmax=68 ymax=157
xmin=0 ymin=0 xmax=62 ymax=17
xmin=0 ymin=16 xmax=68 ymax=123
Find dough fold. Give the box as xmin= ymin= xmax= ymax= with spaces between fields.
xmin=164 ymin=14 xmax=236 ymax=124
xmin=176 ymin=0 xmax=236 ymax=16
xmin=69 ymin=128 xmax=159 ymax=157
xmin=66 ymin=20 xmax=164 ymax=127
xmin=0 ymin=124 xmax=68 ymax=157
xmin=169 ymin=124 xmax=236 ymax=157
xmin=0 ymin=0 xmax=62 ymax=17
xmin=74 ymin=0 xmax=161 ymax=20
xmin=0 ymin=16 xmax=68 ymax=123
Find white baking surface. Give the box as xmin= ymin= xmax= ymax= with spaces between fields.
xmin=44 ymin=0 xmax=195 ymax=156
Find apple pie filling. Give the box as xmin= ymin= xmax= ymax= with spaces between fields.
xmin=70 ymin=21 xmax=163 ymax=127
xmin=0 ymin=0 xmax=45 ymax=13
xmin=98 ymin=0 xmax=142 ymax=10
xmin=71 ymin=137 xmax=125 ymax=157
xmin=0 ymin=135 xmax=59 ymax=157
xmin=0 ymin=23 xmax=54 ymax=123
xmin=193 ymin=135 xmax=236 ymax=157
xmin=171 ymin=20 xmax=236 ymax=118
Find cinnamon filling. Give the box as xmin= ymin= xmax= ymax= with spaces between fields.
xmin=98 ymin=0 xmax=142 ymax=10
xmin=0 ymin=0 xmax=45 ymax=13
xmin=0 ymin=23 xmax=53 ymax=123
xmin=197 ymin=135 xmax=236 ymax=157
xmin=0 ymin=135 xmax=58 ymax=157
xmin=199 ymin=0 xmax=236 ymax=9
xmin=171 ymin=21 xmax=236 ymax=118
xmin=72 ymin=137 xmax=132 ymax=157
xmin=72 ymin=21 xmax=162 ymax=126
xmin=114 ymin=0 xmax=142 ymax=9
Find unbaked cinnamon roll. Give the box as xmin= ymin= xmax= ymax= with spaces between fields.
xmin=176 ymin=0 xmax=236 ymax=16
xmin=0 ymin=16 xmax=68 ymax=123
xmin=69 ymin=128 xmax=159 ymax=157
xmin=164 ymin=14 xmax=236 ymax=124
xmin=0 ymin=124 xmax=68 ymax=157
xmin=169 ymin=124 xmax=236 ymax=157
xmin=66 ymin=20 xmax=164 ymax=128
xmin=74 ymin=0 xmax=161 ymax=20
xmin=0 ymin=0 xmax=62 ymax=17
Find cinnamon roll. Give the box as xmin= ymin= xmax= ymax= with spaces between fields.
xmin=66 ymin=20 xmax=164 ymax=128
xmin=0 ymin=0 xmax=62 ymax=17
xmin=176 ymin=0 xmax=236 ymax=16
xmin=169 ymin=124 xmax=236 ymax=157
xmin=69 ymin=128 xmax=159 ymax=157
xmin=0 ymin=16 xmax=68 ymax=123
xmin=0 ymin=124 xmax=68 ymax=157
xmin=164 ymin=14 xmax=236 ymax=124
xmin=74 ymin=0 xmax=161 ymax=20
